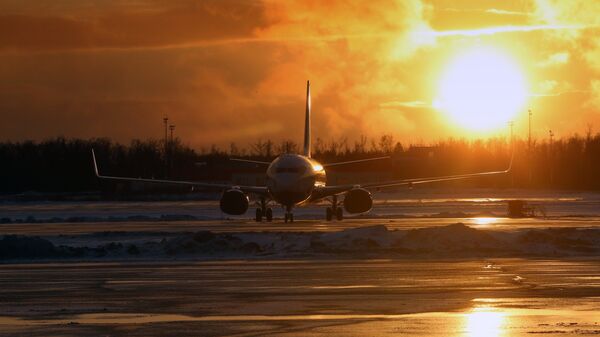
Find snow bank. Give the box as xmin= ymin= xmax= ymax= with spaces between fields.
xmin=394 ymin=223 xmax=505 ymax=255
xmin=2 ymin=223 xmax=600 ymax=262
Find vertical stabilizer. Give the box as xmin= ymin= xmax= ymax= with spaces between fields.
xmin=303 ymin=80 xmax=311 ymax=158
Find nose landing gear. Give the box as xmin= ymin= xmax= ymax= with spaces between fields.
xmin=326 ymin=195 xmax=343 ymax=221
xmin=284 ymin=205 xmax=294 ymax=223
xmin=284 ymin=212 xmax=294 ymax=223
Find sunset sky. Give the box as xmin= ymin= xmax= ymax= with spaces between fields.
xmin=1 ymin=0 xmax=598 ymax=148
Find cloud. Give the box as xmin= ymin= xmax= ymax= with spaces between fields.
xmin=379 ymin=101 xmax=431 ymax=109
xmin=531 ymin=80 xmax=585 ymax=98
xmin=531 ymin=1 xmax=600 ymax=79
xmin=437 ymin=7 xmax=531 ymax=17
xmin=251 ymin=0 xmax=435 ymax=138
xmin=1 ymin=0 xmax=600 ymax=147
xmin=0 ymin=1 xmax=270 ymax=51
xmin=536 ymin=52 xmax=569 ymax=67
xmin=485 ymin=8 xmax=531 ymax=16
xmin=588 ymin=80 xmax=600 ymax=110
xmin=534 ymin=0 xmax=600 ymax=26
xmin=0 ymin=0 xmax=438 ymax=147
xmin=426 ymin=24 xmax=588 ymax=38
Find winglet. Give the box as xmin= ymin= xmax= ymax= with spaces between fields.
xmin=91 ymin=149 xmax=100 ymax=177
xmin=506 ymin=151 xmax=515 ymax=173
xmin=303 ymin=80 xmax=311 ymax=158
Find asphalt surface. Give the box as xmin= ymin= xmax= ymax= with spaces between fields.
xmin=1 ymin=258 xmax=599 ymax=336
xmin=1 ymin=190 xmax=600 ymax=336
xmin=2 ymin=216 xmax=600 ymax=236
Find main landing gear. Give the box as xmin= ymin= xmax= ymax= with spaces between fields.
xmin=255 ymin=197 xmax=273 ymax=222
xmin=326 ymin=195 xmax=343 ymax=221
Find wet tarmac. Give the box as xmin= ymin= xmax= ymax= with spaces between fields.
xmin=1 ymin=216 xmax=600 ymax=236
xmin=1 ymin=190 xmax=600 ymax=336
xmin=1 ymin=189 xmax=599 ymax=223
xmin=1 ymin=258 xmax=599 ymax=336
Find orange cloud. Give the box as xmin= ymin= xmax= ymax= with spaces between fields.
xmin=1 ymin=0 xmax=600 ymax=148
xmin=0 ymin=1 xmax=269 ymax=51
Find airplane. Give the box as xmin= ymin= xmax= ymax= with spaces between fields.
xmin=92 ymin=81 xmax=512 ymax=223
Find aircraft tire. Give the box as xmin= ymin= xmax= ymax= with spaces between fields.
xmin=335 ymin=207 xmax=343 ymax=221
xmin=326 ymin=207 xmax=333 ymax=221
xmin=265 ymin=208 xmax=273 ymax=222
xmin=255 ymin=208 xmax=263 ymax=222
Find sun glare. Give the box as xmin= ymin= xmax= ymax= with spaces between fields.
xmin=472 ymin=217 xmax=497 ymax=226
xmin=465 ymin=307 xmax=507 ymax=337
xmin=435 ymin=47 xmax=527 ymax=133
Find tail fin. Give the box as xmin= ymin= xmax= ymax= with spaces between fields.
xmin=303 ymin=80 xmax=311 ymax=158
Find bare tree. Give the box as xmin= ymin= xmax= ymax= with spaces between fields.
xmin=379 ymin=134 xmax=394 ymax=154
xmin=250 ymin=139 xmax=266 ymax=156
xmin=315 ymin=137 xmax=325 ymax=155
xmin=277 ymin=140 xmax=298 ymax=154
xmin=265 ymin=139 xmax=274 ymax=157
xmin=393 ymin=141 xmax=404 ymax=154
xmin=354 ymin=135 xmax=368 ymax=154
xmin=229 ymin=142 xmax=240 ymax=156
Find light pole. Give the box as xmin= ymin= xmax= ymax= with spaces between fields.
xmin=508 ymin=121 xmax=515 ymax=187
xmin=163 ymin=116 xmax=169 ymax=176
xmin=549 ymin=130 xmax=554 ymax=186
xmin=169 ymin=124 xmax=176 ymax=175
xmin=528 ymin=109 xmax=532 ymax=151
xmin=528 ymin=109 xmax=533 ymax=186
xmin=163 ymin=117 xmax=169 ymax=150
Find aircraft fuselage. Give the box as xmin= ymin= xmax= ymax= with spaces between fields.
xmin=266 ymin=154 xmax=326 ymax=209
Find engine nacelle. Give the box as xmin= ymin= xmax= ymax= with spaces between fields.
xmin=343 ymin=188 xmax=373 ymax=214
xmin=219 ymin=189 xmax=249 ymax=215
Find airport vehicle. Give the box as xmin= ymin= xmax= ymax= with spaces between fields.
xmin=93 ymin=81 xmax=512 ymax=222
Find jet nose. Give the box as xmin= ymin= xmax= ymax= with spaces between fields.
xmin=274 ymin=176 xmax=298 ymax=190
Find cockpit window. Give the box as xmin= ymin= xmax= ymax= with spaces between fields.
xmin=275 ymin=167 xmax=305 ymax=174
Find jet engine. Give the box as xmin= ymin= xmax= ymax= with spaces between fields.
xmin=219 ymin=189 xmax=249 ymax=215
xmin=343 ymin=188 xmax=373 ymax=214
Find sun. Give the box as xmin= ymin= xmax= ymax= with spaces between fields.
xmin=434 ymin=47 xmax=528 ymax=133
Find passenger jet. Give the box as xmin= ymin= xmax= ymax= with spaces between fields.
xmin=92 ymin=81 xmax=512 ymax=222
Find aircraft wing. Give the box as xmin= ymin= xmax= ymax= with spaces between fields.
xmin=313 ymin=156 xmax=513 ymax=199
xmin=323 ymin=156 xmax=390 ymax=168
xmin=229 ymin=158 xmax=271 ymax=166
xmin=92 ymin=150 xmax=268 ymax=195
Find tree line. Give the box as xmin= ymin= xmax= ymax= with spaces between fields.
xmin=1 ymin=133 xmax=600 ymax=194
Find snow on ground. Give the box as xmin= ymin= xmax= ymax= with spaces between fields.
xmin=2 ymin=223 xmax=600 ymax=262
xmin=2 ymin=189 xmax=600 ymax=223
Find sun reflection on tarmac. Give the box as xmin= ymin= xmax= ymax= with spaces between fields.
xmin=464 ymin=307 xmax=507 ymax=337
xmin=472 ymin=217 xmax=498 ymax=226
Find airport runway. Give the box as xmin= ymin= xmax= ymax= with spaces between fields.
xmin=1 ymin=258 xmax=599 ymax=336
xmin=2 ymin=189 xmax=599 ymax=222
xmin=2 ymin=217 xmax=600 ymax=236
xmin=1 ymin=190 xmax=600 ymax=336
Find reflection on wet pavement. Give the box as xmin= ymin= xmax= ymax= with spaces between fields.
xmin=1 ymin=259 xmax=600 ymax=336
xmin=471 ymin=217 xmax=498 ymax=226
xmin=2 ymin=306 xmax=599 ymax=336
